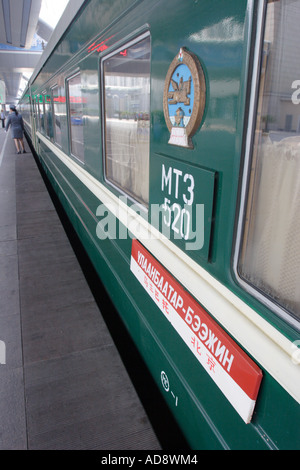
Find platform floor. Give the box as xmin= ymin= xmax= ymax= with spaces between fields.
xmin=0 ymin=129 xmax=162 ymax=450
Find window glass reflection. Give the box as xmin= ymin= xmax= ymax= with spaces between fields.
xmin=239 ymin=0 xmax=300 ymax=320
xmin=103 ymin=35 xmax=151 ymax=206
xmin=52 ymin=84 xmax=65 ymax=147
xmin=44 ymin=95 xmax=53 ymax=140
xmin=68 ymin=73 xmax=84 ymax=162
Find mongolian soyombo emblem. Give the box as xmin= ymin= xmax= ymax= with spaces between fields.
xmin=163 ymin=48 xmax=206 ymax=148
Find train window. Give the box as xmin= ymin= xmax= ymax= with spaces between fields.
xmin=36 ymin=96 xmax=41 ymax=130
xmin=237 ymin=0 xmax=300 ymax=325
xmin=52 ymin=84 xmax=65 ymax=147
xmin=102 ymin=33 xmax=151 ymax=207
xmin=40 ymin=94 xmax=46 ymax=133
xmin=67 ymin=72 xmax=85 ymax=162
xmin=44 ymin=94 xmax=53 ymax=140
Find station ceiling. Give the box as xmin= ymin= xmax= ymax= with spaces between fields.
xmin=0 ymin=0 xmax=53 ymax=105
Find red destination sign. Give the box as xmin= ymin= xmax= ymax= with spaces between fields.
xmin=130 ymin=240 xmax=263 ymax=423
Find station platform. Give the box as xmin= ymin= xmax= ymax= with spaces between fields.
xmin=0 ymin=128 xmax=163 ymax=450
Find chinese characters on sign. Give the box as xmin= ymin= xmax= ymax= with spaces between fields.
xmin=130 ymin=240 xmax=263 ymax=423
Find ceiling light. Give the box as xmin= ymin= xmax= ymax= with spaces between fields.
xmin=2 ymin=0 xmax=12 ymax=44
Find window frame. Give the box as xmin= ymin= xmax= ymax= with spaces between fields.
xmin=233 ymin=0 xmax=300 ymax=331
xmin=51 ymin=83 xmax=63 ymax=148
xmin=44 ymin=92 xmax=53 ymax=140
xmin=36 ymin=95 xmax=41 ymax=130
xmin=100 ymin=31 xmax=151 ymax=210
xmin=41 ymin=91 xmax=46 ymax=134
xmin=66 ymin=70 xmax=85 ymax=164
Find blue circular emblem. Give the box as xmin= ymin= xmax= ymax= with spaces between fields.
xmin=163 ymin=48 xmax=206 ymax=148
xmin=168 ymin=64 xmax=194 ymax=129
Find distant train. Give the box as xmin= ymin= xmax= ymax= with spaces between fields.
xmin=20 ymin=0 xmax=300 ymax=449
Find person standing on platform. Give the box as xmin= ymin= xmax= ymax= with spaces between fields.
xmin=0 ymin=109 xmax=5 ymax=128
xmin=5 ymin=105 xmax=26 ymax=154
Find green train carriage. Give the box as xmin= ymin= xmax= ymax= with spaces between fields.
xmin=20 ymin=0 xmax=300 ymax=449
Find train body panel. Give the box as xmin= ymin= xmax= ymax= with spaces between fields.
xmin=20 ymin=0 xmax=300 ymax=449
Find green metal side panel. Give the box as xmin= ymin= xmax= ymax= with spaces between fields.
xmin=26 ymin=0 xmax=300 ymax=450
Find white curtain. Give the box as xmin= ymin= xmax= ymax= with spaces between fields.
xmin=241 ymin=137 xmax=300 ymax=318
xmin=106 ymin=118 xmax=149 ymax=206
